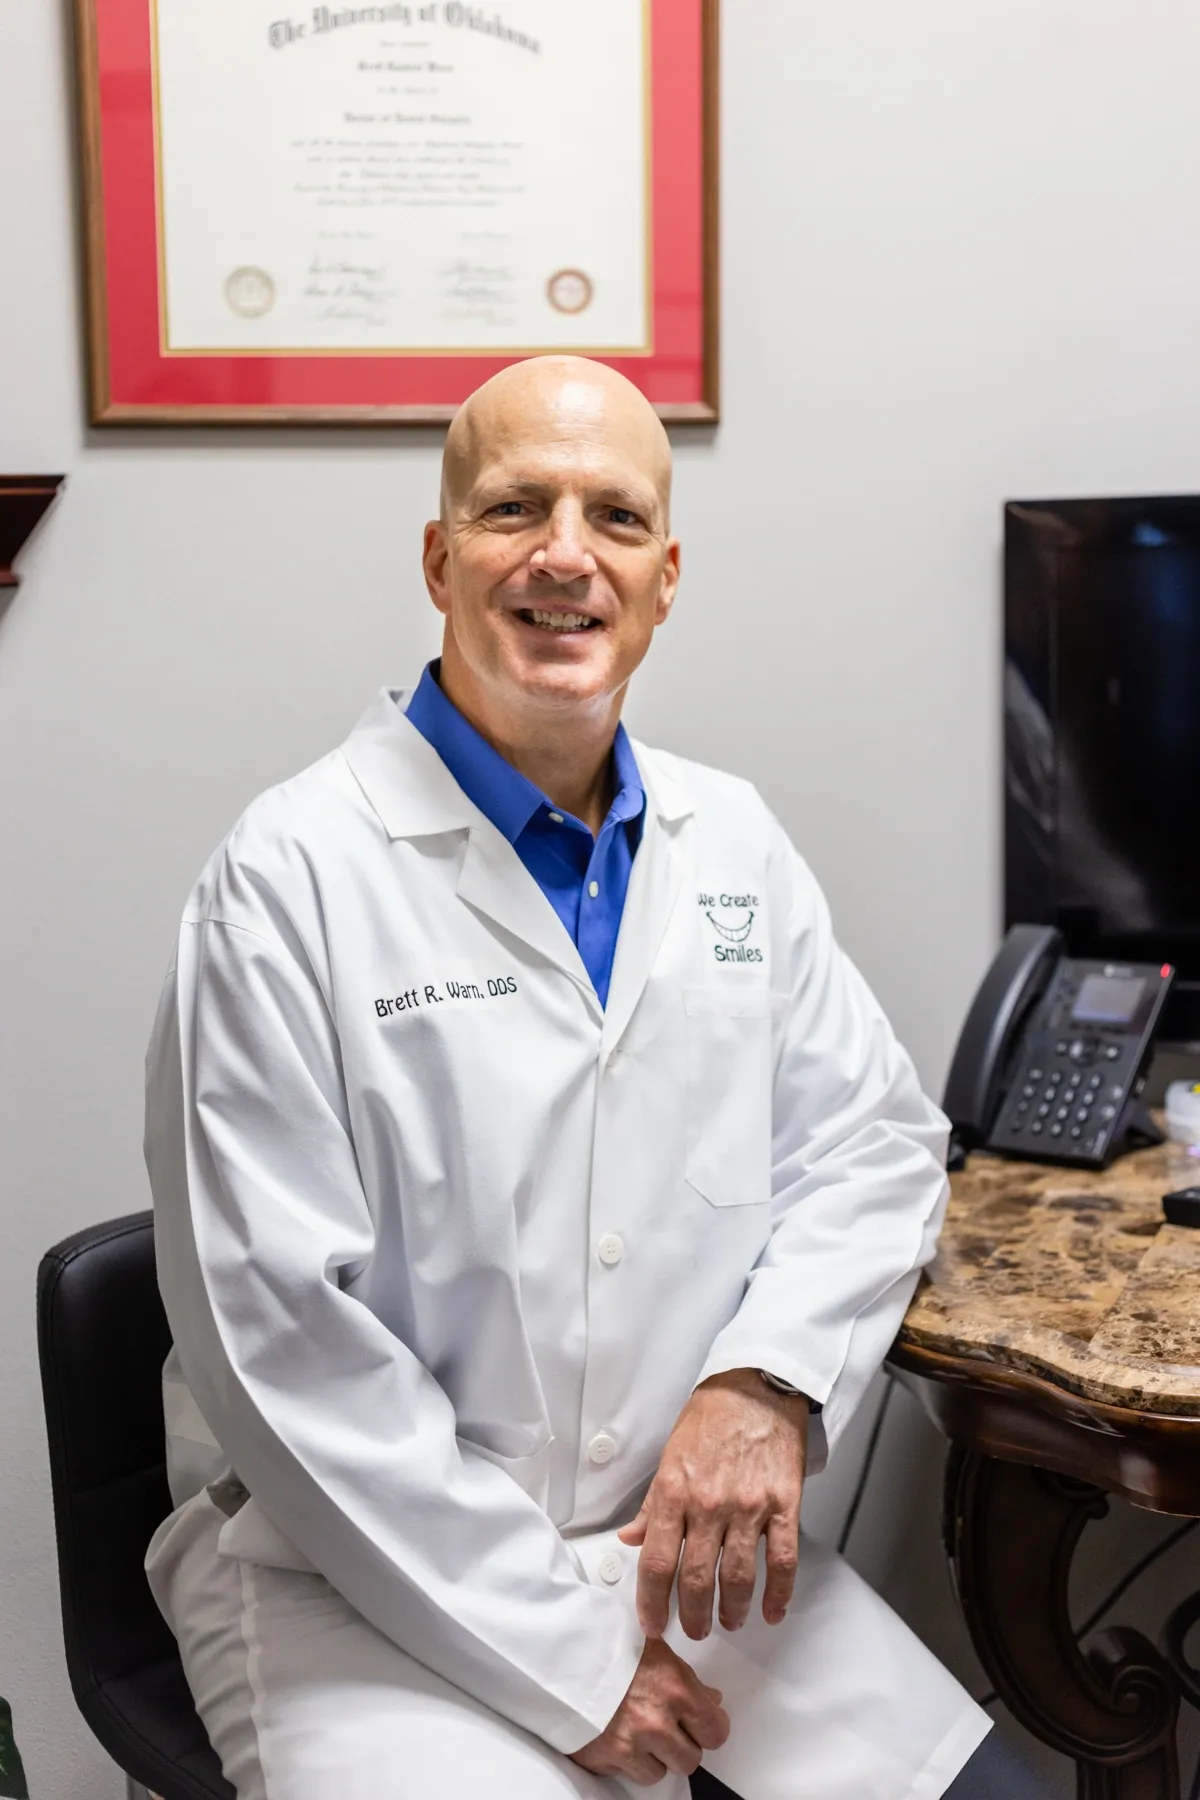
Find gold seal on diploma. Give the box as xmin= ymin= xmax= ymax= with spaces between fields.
xmin=546 ymin=269 xmax=594 ymax=316
xmin=224 ymin=267 xmax=276 ymax=319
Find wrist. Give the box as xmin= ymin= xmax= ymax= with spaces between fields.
xmin=757 ymin=1367 xmax=806 ymax=1399
xmin=698 ymin=1367 xmax=813 ymax=1410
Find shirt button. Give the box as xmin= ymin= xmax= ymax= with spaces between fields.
xmin=598 ymin=1233 xmax=625 ymax=1267
xmin=548 ymin=812 xmax=564 ymax=824
xmin=598 ymin=1552 xmax=623 ymax=1585
xmin=588 ymin=880 xmax=599 ymax=899
xmin=588 ymin=1431 xmax=616 ymax=1465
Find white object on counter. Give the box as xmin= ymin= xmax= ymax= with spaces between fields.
xmin=1165 ymin=1079 xmax=1200 ymax=1145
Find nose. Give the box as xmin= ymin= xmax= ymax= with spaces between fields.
xmin=530 ymin=500 xmax=597 ymax=584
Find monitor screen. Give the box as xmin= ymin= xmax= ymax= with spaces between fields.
xmin=1006 ymin=497 xmax=1200 ymax=1045
xmin=1055 ymin=535 xmax=1200 ymax=940
xmin=1071 ymin=973 xmax=1146 ymax=1025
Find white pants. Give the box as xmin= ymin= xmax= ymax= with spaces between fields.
xmin=146 ymin=1491 xmax=991 ymax=1800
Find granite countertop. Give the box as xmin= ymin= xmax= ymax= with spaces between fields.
xmin=897 ymin=1128 xmax=1200 ymax=1416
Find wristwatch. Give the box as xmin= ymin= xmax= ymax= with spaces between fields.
xmin=758 ymin=1369 xmax=821 ymax=1413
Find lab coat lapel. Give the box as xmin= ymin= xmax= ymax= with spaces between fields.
xmin=602 ymin=749 xmax=695 ymax=1056
xmin=343 ymin=690 xmax=598 ymax=1002
xmin=456 ymin=826 xmax=599 ymax=1007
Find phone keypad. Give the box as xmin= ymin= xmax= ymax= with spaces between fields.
xmin=997 ymin=1046 xmax=1130 ymax=1162
xmin=978 ymin=954 xmax=1172 ymax=1170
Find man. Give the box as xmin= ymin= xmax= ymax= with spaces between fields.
xmin=144 ymin=357 xmax=1031 ymax=1799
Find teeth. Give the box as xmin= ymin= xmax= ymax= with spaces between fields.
xmin=526 ymin=609 xmax=593 ymax=632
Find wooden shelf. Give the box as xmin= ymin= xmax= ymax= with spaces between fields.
xmin=0 ymin=475 xmax=65 ymax=589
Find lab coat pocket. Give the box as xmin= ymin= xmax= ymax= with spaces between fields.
xmin=684 ymin=988 xmax=773 ymax=1208
xmin=461 ymin=1434 xmax=554 ymax=1511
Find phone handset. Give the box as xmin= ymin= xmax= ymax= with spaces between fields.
xmin=942 ymin=924 xmax=1063 ymax=1151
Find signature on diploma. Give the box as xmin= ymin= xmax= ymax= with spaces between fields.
xmin=438 ymin=257 xmax=516 ymax=324
xmin=304 ymin=254 xmax=393 ymax=327
xmin=307 ymin=255 xmax=388 ymax=280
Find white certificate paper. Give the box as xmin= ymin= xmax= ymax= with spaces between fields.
xmin=153 ymin=0 xmax=649 ymax=353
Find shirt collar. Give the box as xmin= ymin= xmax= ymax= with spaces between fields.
xmin=339 ymin=688 xmax=693 ymax=842
xmin=404 ymin=660 xmax=645 ymax=843
xmin=607 ymin=721 xmax=646 ymax=828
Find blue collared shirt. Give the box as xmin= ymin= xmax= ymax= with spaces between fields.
xmin=405 ymin=663 xmax=645 ymax=1008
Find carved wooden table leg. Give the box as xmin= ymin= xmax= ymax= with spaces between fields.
xmin=944 ymin=1448 xmax=1181 ymax=1799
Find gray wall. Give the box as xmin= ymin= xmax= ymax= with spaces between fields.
xmin=4 ymin=2 xmax=1200 ymax=1794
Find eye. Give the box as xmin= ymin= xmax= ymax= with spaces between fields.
xmin=607 ymin=507 xmax=641 ymax=527
xmin=489 ymin=500 xmax=527 ymax=517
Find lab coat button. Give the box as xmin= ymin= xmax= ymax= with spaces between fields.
xmin=588 ymin=881 xmax=600 ymax=899
xmin=588 ymin=1431 xmax=616 ymax=1464
xmin=598 ymin=1552 xmax=623 ymax=1585
xmin=598 ymin=1233 xmax=625 ymax=1267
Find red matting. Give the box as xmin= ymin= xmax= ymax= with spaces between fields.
xmin=81 ymin=0 xmax=717 ymax=422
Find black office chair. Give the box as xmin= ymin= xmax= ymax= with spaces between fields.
xmin=37 ymin=1212 xmax=234 ymax=1800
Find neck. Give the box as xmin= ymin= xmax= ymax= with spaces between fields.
xmin=436 ymin=650 xmax=623 ymax=836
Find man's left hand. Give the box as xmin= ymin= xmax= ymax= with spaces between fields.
xmin=617 ymin=1368 xmax=808 ymax=1642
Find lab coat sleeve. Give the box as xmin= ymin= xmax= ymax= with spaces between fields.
xmin=145 ymin=899 xmax=643 ymax=1755
xmin=693 ymin=837 xmax=950 ymax=1468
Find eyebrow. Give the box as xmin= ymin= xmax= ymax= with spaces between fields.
xmin=596 ymin=485 xmax=657 ymax=511
xmin=473 ymin=478 xmax=659 ymax=514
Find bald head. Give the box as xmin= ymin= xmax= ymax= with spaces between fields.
xmin=440 ymin=356 xmax=672 ymax=530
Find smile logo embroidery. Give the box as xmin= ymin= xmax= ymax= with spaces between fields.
xmin=697 ymin=892 xmax=765 ymax=964
xmin=706 ymin=908 xmax=754 ymax=943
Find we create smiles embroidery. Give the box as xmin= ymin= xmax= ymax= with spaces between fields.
xmin=698 ymin=892 xmax=764 ymax=963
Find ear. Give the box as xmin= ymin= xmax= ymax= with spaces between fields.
xmin=422 ymin=519 xmax=452 ymax=617
xmin=654 ymin=538 xmax=681 ymax=627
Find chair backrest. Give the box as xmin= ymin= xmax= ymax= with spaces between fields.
xmin=37 ymin=1212 xmax=232 ymax=1800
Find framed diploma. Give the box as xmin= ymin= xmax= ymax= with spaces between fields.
xmin=74 ymin=0 xmax=718 ymax=423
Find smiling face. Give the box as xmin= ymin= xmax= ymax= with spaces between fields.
xmin=423 ymin=357 xmax=680 ymax=739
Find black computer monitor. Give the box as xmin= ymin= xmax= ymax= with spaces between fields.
xmin=1005 ymin=495 xmax=1200 ymax=1049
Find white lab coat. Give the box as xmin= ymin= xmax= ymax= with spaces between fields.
xmin=145 ymin=688 xmax=989 ymax=1799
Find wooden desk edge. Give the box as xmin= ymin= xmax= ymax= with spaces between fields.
xmin=888 ymin=1336 xmax=1200 ymax=1517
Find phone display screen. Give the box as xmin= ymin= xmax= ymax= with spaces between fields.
xmin=1071 ymin=973 xmax=1147 ymax=1025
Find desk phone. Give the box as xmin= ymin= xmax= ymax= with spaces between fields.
xmin=944 ymin=924 xmax=1175 ymax=1170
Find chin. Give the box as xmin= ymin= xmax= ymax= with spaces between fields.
xmin=511 ymin=660 xmax=613 ymax=711
xmin=500 ymin=637 xmax=621 ymax=709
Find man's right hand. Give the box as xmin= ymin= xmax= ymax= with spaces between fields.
xmin=569 ymin=1638 xmax=730 ymax=1787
